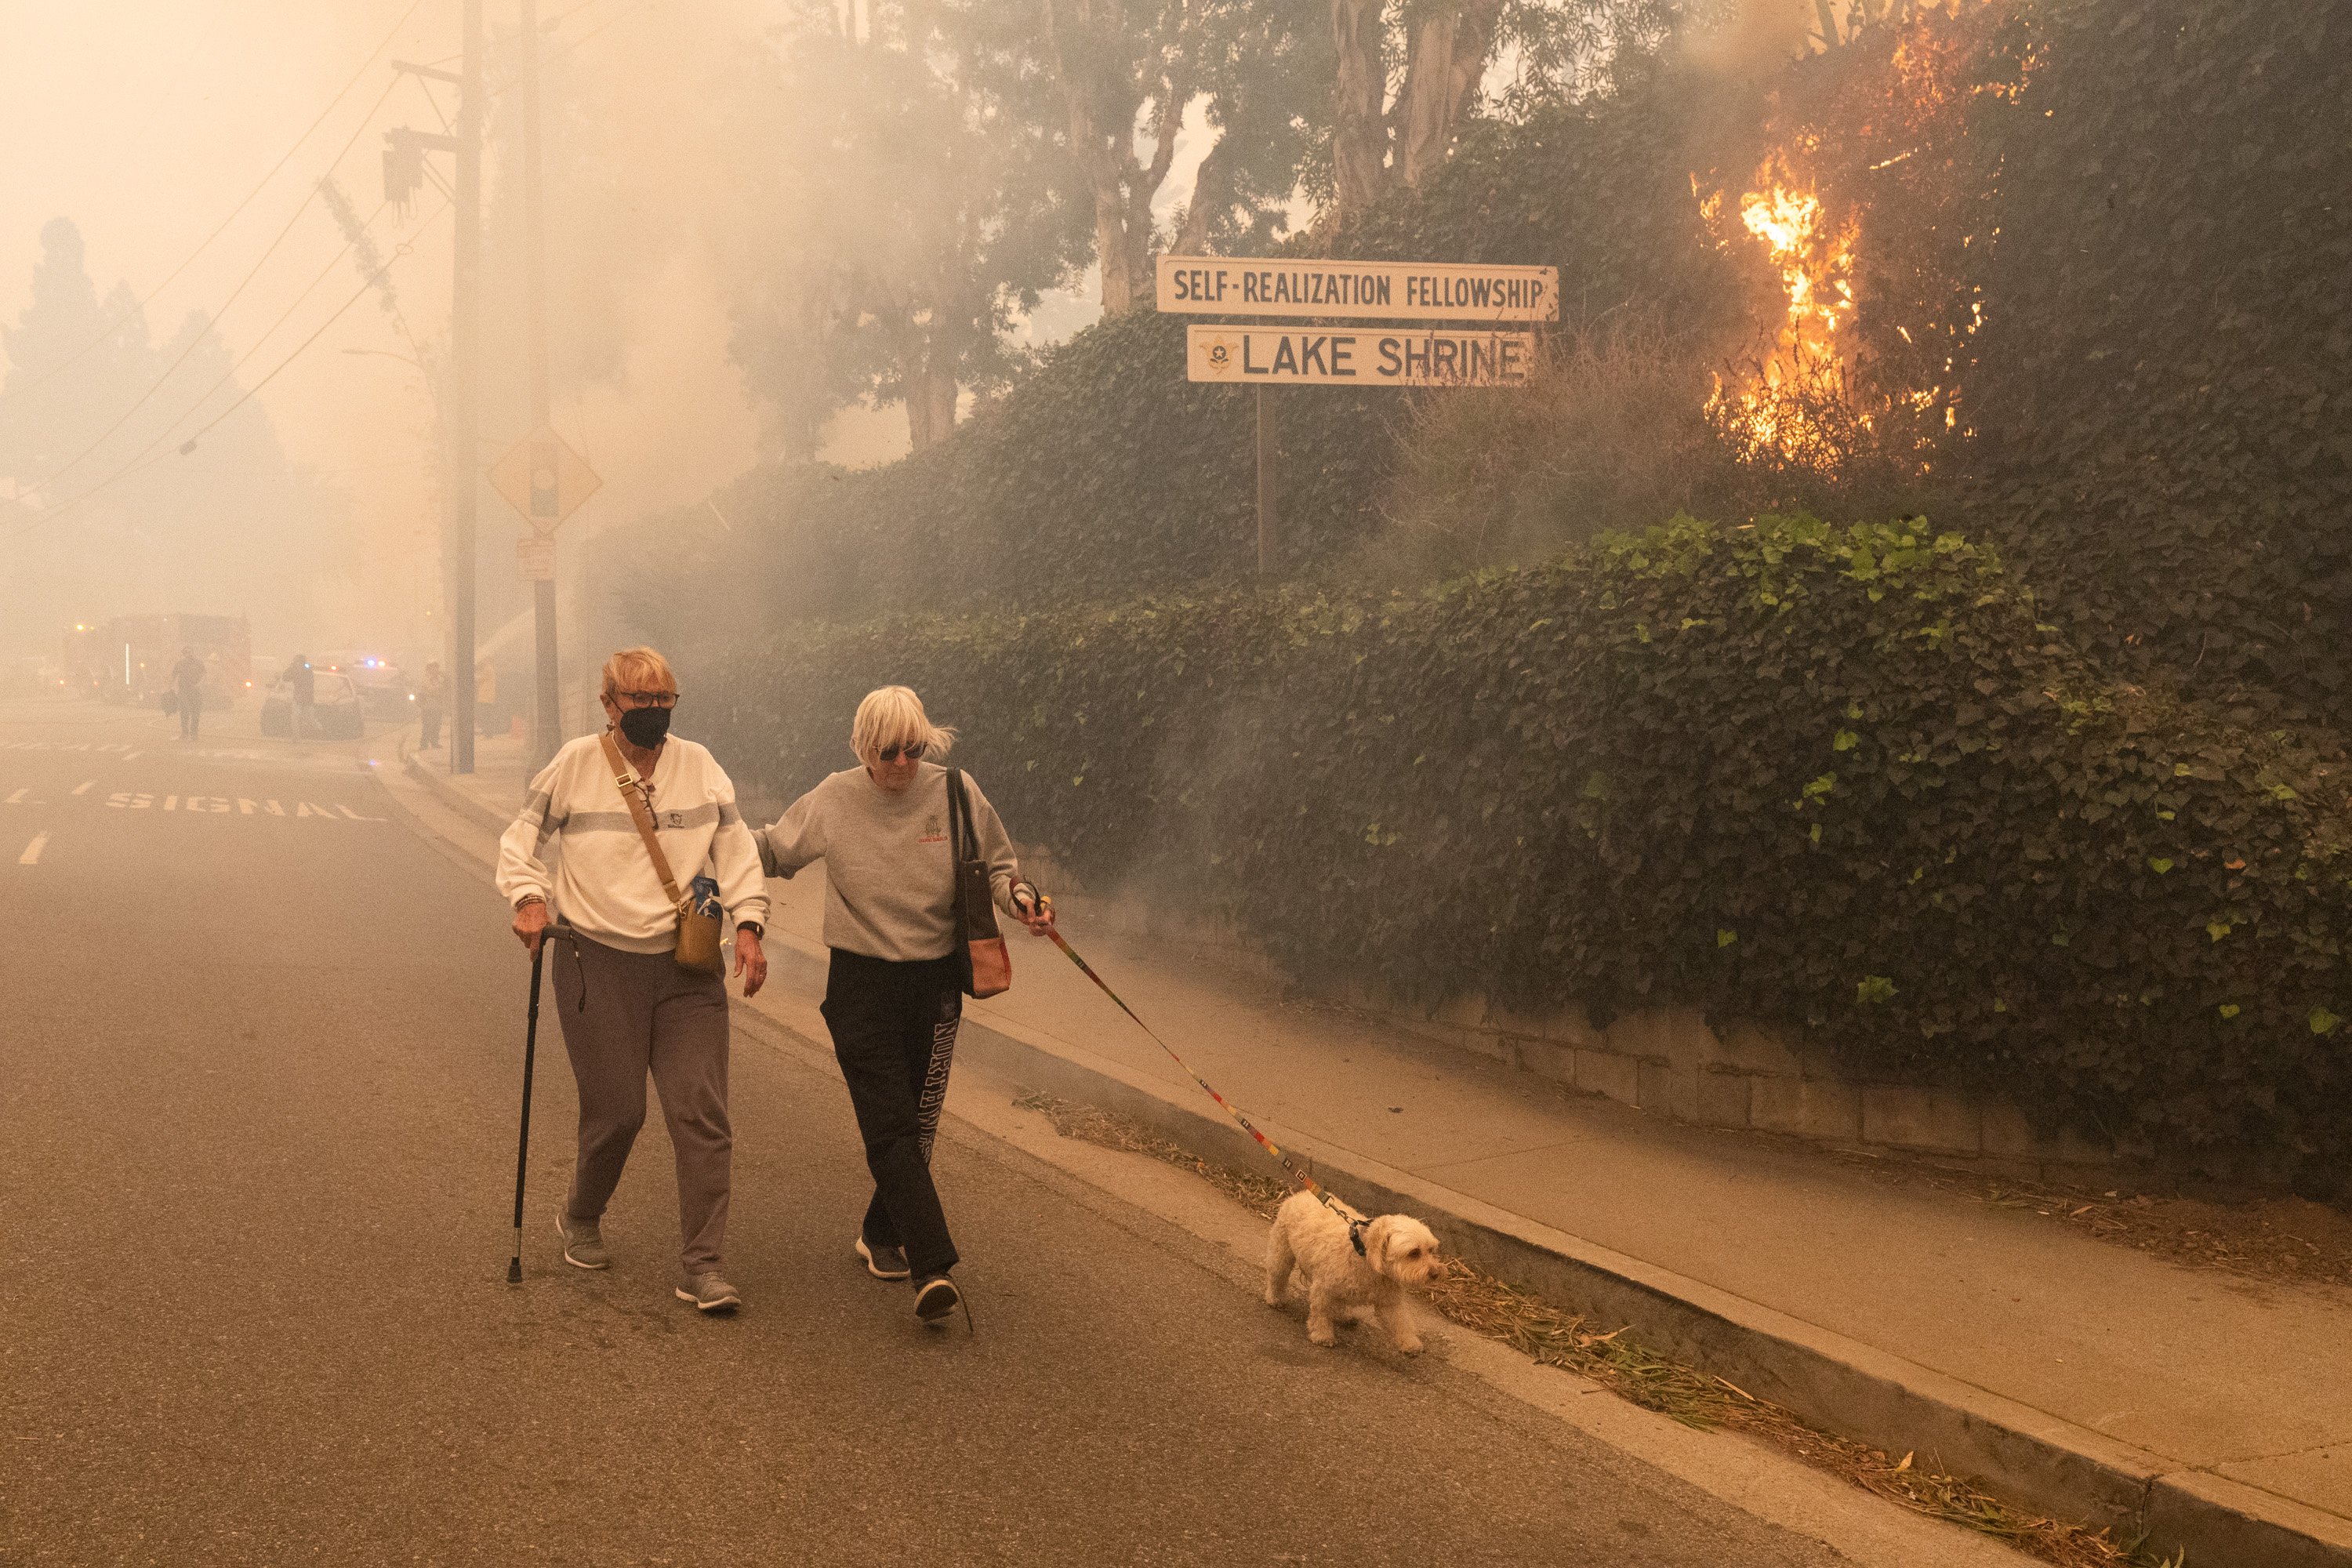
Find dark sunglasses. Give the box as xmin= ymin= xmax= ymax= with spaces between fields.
xmin=615 ymin=691 xmax=677 ymax=709
xmin=877 ymin=742 xmax=927 ymax=763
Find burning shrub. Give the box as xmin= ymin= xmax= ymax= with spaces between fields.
xmin=1370 ymin=318 xmax=1935 ymax=584
xmin=706 ymin=514 xmax=2352 ymax=1185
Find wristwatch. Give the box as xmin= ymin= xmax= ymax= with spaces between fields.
xmin=736 ymin=921 xmax=764 ymax=939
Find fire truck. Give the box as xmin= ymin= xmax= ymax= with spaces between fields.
xmin=67 ymin=614 xmax=252 ymax=706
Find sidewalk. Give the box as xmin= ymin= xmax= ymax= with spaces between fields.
xmin=400 ymin=730 xmax=2352 ymax=1566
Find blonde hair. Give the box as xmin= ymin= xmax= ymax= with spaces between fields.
xmin=851 ymin=685 xmax=956 ymax=767
xmin=601 ymin=646 xmax=677 ymax=700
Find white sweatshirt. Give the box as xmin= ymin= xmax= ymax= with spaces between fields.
xmin=495 ymin=732 xmax=769 ymax=954
xmin=757 ymin=763 xmax=1022 ymax=963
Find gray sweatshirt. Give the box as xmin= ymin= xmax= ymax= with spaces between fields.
xmin=756 ymin=763 xmax=1022 ymax=962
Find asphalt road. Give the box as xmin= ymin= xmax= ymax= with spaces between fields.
xmin=0 ymin=697 xmax=1858 ymax=1566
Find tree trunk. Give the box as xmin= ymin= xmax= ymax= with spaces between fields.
xmin=1330 ymin=0 xmax=1389 ymax=224
xmin=904 ymin=361 xmax=958 ymax=450
xmin=1170 ymin=131 xmax=1234 ymax=255
xmin=1395 ymin=0 xmax=1502 ymax=190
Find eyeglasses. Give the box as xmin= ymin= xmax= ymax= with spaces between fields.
xmin=615 ymin=691 xmax=677 ymax=709
xmin=877 ymin=742 xmax=926 ymax=763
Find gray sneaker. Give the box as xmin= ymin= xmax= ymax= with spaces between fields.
xmin=856 ymin=1236 xmax=910 ymax=1279
xmin=675 ymin=1272 xmax=742 ymax=1313
xmin=913 ymin=1273 xmax=960 ymax=1324
xmin=555 ymin=1213 xmax=609 ymax=1270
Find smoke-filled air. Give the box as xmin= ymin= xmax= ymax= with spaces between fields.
xmin=6 ymin=2 xmax=2352 ymax=1564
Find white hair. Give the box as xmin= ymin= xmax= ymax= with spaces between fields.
xmin=850 ymin=685 xmax=956 ymax=768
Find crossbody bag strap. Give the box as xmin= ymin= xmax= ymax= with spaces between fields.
xmin=598 ymin=731 xmax=686 ymax=909
xmin=945 ymin=768 xmax=971 ymax=922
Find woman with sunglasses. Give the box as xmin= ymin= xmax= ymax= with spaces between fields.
xmin=756 ymin=685 xmax=1052 ymax=1325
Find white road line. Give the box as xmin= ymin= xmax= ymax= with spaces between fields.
xmin=3 ymin=788 xmax=24 ymax=805
xmin=19 ymin=832 xmax=48 ymax=865
xmin=71 ymin=779 xmax=96 ymax=796
xmin=121 ymin=751 xmax=143 ymax=762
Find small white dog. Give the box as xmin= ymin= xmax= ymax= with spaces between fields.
xmin=1264 ymin=1191 xmax=1446 ymax=1353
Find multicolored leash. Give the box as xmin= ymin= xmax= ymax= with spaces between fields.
xmin=1023 ymin=892 xmax=1370 ymax=1238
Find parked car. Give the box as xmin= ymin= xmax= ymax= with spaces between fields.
xmin=259 ymin=670 xmax=365 ymax=739
xmin=316 ymin=651 xmax=412 ymax=717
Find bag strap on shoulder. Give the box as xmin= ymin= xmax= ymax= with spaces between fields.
xmin=599 ymin=731 xmax=686 ymax=909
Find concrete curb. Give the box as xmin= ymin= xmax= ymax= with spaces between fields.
xmin=938 ymin=975 xmax=2351 ymax=1568
xmin=402 ymin=751 xmax=517 ymax=838
xmin=386 ymin=753 xmax=2350 ymax=1566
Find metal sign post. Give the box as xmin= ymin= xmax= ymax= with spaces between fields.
xmin=490 ymin=423 xmax=601 ymax=766
xmin=1161 ymin=256 xmax=1556 ymax=579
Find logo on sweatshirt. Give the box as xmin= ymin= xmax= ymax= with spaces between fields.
xmin=666 ymin=810 xmax=684 ymax=829
xmin=919 ymin=814 xmax=946 ymax=845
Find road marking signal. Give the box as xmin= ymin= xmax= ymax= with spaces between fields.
xmin=19 ymin=832 xmax=47 ymax=865
xmin=71 ymin=779 xmax=95 ymax=796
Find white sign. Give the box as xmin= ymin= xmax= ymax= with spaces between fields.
xmin=1188 ymin=325 xmax=1537 ymax=387
xmin=516 ymin=535 xmax=556 ymax=581
xmin=1157 ymin=256 xmax=1559 ymax=322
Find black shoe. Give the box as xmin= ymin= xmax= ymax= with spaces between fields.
xmin=856 ymin=1236 xmax=910 ymax=1280
xmin=913 ymin=1273 xmax=960 ymax=1324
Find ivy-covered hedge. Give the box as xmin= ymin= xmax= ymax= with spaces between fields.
xmin=1960 ymin=1 xmax=2352 ymax=724
xmin=701 ymin=516 xmax=2352 ymax=1183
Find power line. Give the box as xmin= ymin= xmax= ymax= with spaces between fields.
xmin=14 ymin=75 xmax=404 ymax=501
xmin=173 ymin=211 xmax=445 ymax=452
xmin=0 ymin=0 xmax=426 ymax=405
xmin=4 ymin=201 xmax=448 ymax=539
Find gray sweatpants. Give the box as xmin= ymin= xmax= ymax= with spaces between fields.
xmin=549 ymin=929 xmax=732 ymax=1277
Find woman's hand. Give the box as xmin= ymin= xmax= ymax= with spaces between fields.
xmin=735 ymin=930 xmax=768 ymax=997
xmin=513 ymin=898 xmax=549 ymax=955
xmin=1014 ymin=887 xmax=1056 ymax=937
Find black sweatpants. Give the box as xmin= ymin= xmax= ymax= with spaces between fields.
xmin=821 ymin=949 xmax=962 ymax=1278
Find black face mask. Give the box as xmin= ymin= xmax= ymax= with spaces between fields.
xmin=617 ymin=706 xmax=672 ymax=748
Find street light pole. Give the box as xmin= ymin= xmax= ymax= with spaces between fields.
xmin=449 ymin=0 xmax=484 ymax=775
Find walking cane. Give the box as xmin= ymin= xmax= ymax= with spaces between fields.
xmin=506 ymin=942 xmax=545 ymax=1284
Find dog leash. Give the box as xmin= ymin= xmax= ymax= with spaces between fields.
xmin=1025 ymin=895 xmax=1373 ymax=1250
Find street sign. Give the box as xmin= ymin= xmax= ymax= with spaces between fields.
xmin=1188 ymin=325 xmax=1537 ymax=388
xmin=489 ymin=424 xmax=602 ymax=532
xmin=516 ymin=535 xmax=555 ymax=581
xmin=1156 ymin=256 xmax=1559 ymax=322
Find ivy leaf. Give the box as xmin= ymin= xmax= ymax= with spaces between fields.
xmin=1718 ymin=928 xmax=1737 ymax=947
xmin=2219 ymin=1004 xmax=2241 ymax=1020
xmin=2147 ymin=857 xmax=2174 ymax=874
xmin=1833 ymin=729 xmax=1860 ymax=752
xmin=2312 ymin=1007 xmax=2343 ymax=1037
xmin=1857 ymin=975 xmax=1897 ymax=1004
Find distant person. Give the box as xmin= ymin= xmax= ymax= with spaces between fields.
xmin=496 ymin=647 xmax=770 ymax=1315
xmin=171 ymin=647 xmax=205 ymax=741
xmin=281 ymin=654 xmax=315 ymax=739
xmin=418 ymin=661 xmax=448 ymax=750
xmin=755 ymin=685 xmax=1053 ymax=1326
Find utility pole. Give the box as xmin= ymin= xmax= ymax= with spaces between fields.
xmin=451 ymin=0 xmax=484 ymax=774
xmin=520 ymin=0 xmax=558 ymax=771
xmin=387 ymin=11 xmax=481 ymax=771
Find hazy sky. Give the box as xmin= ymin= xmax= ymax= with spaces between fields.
xmin=0 ymin=0 xmax=822 ymax=652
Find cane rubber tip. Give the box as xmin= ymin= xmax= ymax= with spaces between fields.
xmin=506 ymin=1258 xmax=522 ymax=1284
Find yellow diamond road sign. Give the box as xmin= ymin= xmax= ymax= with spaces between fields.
xmin=489 ymin=425 xmax=601 ymax=532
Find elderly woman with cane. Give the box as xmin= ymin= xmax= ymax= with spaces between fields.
xmin=757 ymin=685 xmax=1051 ymax=1325
xmin=495 ymin=647 xmax=770 ymax=1314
